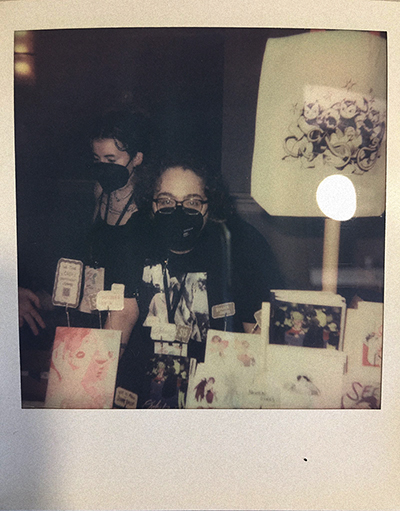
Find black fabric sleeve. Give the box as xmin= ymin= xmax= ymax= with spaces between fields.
xmin=228 ymin=215 xmax=285 ymax=324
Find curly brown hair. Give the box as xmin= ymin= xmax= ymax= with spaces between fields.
xmin=134 ymin=155 xmax=236 ymax=222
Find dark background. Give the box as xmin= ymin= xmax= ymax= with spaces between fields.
xmin=15 ymin=28 xmax=385 ymax=302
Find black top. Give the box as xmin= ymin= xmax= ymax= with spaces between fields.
xmin=112 ymin=215 xmax=284 ymax=407
xmin=89 ymin=208 xmax=153 ymax=291
xmin=113 ymin=215 xmax=284 ymax=358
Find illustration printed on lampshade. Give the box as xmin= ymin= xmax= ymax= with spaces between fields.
xmin=282 ymin=84 xmax=386 ymax=175
xmin=251 ymin=30 xmax=387 ymax=217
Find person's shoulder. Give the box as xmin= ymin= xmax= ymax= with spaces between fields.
xmin=227 ymin=214 xmax=267 ymax=245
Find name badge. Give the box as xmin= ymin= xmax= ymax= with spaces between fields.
xmin=212 ymin=302 xmax=236 ymax=319
xmin=52 ymin=258 xmax=83 ymax=308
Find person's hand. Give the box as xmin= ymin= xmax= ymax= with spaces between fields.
xmin=18 ymin=287 xmax=46 ymax=335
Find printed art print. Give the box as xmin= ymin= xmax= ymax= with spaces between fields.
xmin=186 ymin=329 xmax=266 ymax=408
xmin=141 ymin=263 xmax=209 ymax=344
xmin=186 ymin=362 xmax=231 ymax=409
xmin=269 ymin=299 xmax=344 ymax=350
xmin=341 ymin=303 xmax=383 ymax=409
xmin=44 ymin=327 xmax=121 ymax=409
xmin=264 ymin=345 xmax=347 ymax=409
xmin=142 ymin=354 xmax=191 ymax=409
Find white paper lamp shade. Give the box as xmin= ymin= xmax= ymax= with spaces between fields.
xmin=251 ymin=31 xmax=386 ymax=217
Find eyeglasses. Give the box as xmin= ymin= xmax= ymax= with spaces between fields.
xmin=153 ymin=197 xmax=208 ymax=215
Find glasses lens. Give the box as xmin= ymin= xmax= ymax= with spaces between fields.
xmin=183 ymin=198 xmax=203 ymax=211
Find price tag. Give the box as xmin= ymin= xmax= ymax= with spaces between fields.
xmin=212 ymin=302 xmax=236 ymax=319
xmin=175 ymin=324 xmax=192 ymax=343
xmin=96 ymin=283 xmax=125 ymax=311
xmin=52 ymin=258 xmax=83 ymax=308
xmin=114 ymin=387 xmax=138 ymax=409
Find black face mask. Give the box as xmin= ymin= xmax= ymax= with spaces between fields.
xmin=153 ymin=207 xmax=205 ymax=253
xmin=91 ymin=162 xmax=130 ymax=194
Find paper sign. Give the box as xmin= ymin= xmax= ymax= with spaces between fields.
xmin=150 ymin=323 xmax=177 ymax=341
xmin=52 ymin=258 xmax=83 ymax=308
xmin=96 ymin=283 xmax=125 ymax=311
xmin=175 ymin=325 xmax=192 ymax=343
xmin=154 ymin=342 xmax=188 ymax=357
xmin=114 ymin=387 xmax=138 ymax=409
xmin=211 ymin=302 xmax=236 ymax=319
xmin=254 ymin=309 xmax=262 ymax=328
xmin=79 ymin=266 xmax=105 ymax=313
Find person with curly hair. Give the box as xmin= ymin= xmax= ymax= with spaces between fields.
xmin=106 ymin=156 xmax=283 ymax=407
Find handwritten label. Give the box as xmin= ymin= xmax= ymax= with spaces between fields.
xmin=114 ymin=387 xmax=138 ymax=409
xmin=96 ymin=283 xmax=125 ymax=311
xmin=154 ymin=341 xmax=188 ymax=357
xmin=212 ymin=302 xmax=236 ymax=319
xmin=175 ymin=325 xmax=192 ymax=343
xmin=150 ymin=323 xmax=176 ymax=341
xmin=52 ymin=258 xmax=83 ymax=308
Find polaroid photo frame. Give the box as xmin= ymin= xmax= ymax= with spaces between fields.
xmin=1 ymin=1 xmax=400 ymax=510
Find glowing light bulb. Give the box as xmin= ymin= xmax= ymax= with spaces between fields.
xmin=316 ymin=174 xmax=356 ymax=221
xmin=14 ymin=61 xmax=32 ymax=76
xmin=14 ymin=43 xmax=28 ymax=54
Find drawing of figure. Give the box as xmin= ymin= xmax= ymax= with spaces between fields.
xmin=153 ymin=361 xmax=167 ymax=383
xmin=363 ymin=325 xmax=383 ymax=367
xmin=284 ymin=375 xmax=321 ymax=396
xmin=234 ymin=339 xmax=256 ymax=367
xmin=209 ymin=335 xmax=229 ymax=358
xmin=47 ymin=327 xmax=117 ymax=408
xmin=283 ymin=91 xmax=385 ymax=174
xmin=284 ymin=311 xmax=306 ymax=346
xmin=194 ymin=377 xmax=216 ymax=404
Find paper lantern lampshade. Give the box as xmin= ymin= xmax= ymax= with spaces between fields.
xmin=251 ymin=30 xmax=387 ymax=217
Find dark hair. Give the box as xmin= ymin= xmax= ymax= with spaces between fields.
xmin=89 ymin=110 xmax=152 ymax=161
xmin=134 ymin=154 xmax=235 ymax=222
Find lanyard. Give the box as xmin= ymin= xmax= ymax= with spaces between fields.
xmin=162 ymin=261 xmax=187 ymax=324
xmin=100 ymin=190 xmax=136 ymax=226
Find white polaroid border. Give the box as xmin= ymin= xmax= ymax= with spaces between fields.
xmin=1 ymin=1 xmax=400 ymax=510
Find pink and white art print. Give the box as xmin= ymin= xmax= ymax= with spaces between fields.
xmin=45 ymin=327 xmax=121 ymax=409
xmin=187 ymin=329 xmax=267 ymax=408
xmin=341 ymin=303 xmax=383 ymax=408
xmin=251 ymin=30 xmax=386 ymax=217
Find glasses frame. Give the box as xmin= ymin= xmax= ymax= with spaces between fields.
xmin=152 ymin=198 xmax=209 ymax=215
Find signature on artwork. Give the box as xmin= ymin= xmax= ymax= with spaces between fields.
xmin=341 ymin=381 xmax=380 ymax=409
xmin=283 ymin=88 xmax=385 ymax=174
